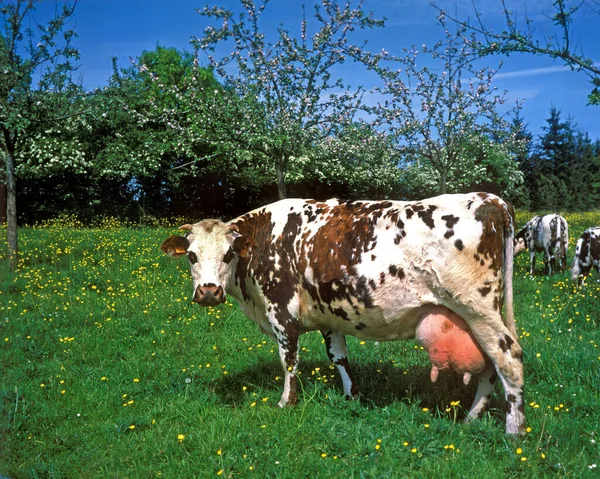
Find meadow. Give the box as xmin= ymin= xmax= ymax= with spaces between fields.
xmin=1 ymin=211 xmax=599 ymax=478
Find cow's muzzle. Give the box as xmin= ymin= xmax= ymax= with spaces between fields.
xmin=193 ymin=283 xmax=225 ymax=306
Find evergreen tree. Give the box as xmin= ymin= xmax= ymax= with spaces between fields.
xmin=526 ymin=107 xmax=600 ymax=210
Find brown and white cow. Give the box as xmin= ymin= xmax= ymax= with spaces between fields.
xmin=515 ymin=214 xmax=568 ymax=275
xmin=571 ymin=227 xmax=600 ymax=285
xmin=161 ymin=193 xmax=525 ymax=435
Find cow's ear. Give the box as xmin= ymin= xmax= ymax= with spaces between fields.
xmin=232 ymin=235 xmax=255 ymax=258
xmin=161 ymin=236 xmax=190 ymax=257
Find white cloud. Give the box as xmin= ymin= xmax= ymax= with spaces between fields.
xmin=495 ymin=62 xmax=600 ymax=79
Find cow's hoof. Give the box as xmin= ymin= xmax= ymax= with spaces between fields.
xmin=277 ymin=396 xmax=298 ymax=408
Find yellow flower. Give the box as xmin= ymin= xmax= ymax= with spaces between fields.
xmin=178 ymin=434 xmax=185 ymax=442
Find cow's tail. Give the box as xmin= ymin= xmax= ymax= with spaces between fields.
xmin=504 ymin=205 xmax=517 ymax=338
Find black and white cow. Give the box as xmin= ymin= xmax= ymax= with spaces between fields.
xmin=571 ymin=227 xmax=600 ymax=284
xmin=515 ymin=214 xmax=568 ymax=275
xmin=161 ymin=193 xmax=525 ymax=435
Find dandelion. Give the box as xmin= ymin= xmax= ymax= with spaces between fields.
xmin=178 ymin=434 xmax=185 ymax=442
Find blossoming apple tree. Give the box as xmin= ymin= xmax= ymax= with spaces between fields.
xmin=0 ymin=0 xmax=79 ymax=270
xmin=192 ymin=0 xmax=386 ymax=199
xmin=371 ymin=17 xmax=524 ymax=197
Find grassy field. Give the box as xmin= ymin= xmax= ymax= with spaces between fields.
xmin=1 ymin=211 xmax=599 ymax=478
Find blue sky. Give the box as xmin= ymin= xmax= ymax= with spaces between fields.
xmin=38 ymin=0 xmax=599 ymax=140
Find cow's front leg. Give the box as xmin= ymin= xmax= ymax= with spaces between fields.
xmin=529 ymin=251 xmax=536 ymax=275
xmin=269 ymin=314 xmax=300 ymax=408
xmin=321 ymin=330 xmax=359 ymax=399
xmin=465 ymin=365 xmax=496 ymax=422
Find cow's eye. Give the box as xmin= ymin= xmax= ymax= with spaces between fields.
xmin=187 ymin=251 xmax=198 ymax=264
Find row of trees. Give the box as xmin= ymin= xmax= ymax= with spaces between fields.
xmin=2 ymin=0 xmax=599 ymax=271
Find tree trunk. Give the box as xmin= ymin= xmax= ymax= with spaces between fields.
xmin=276 ymin=157 xmax=287 ymax=199
xmin=5 ymin=149 xmax=18 ymax=271
xmin=440 ymin=169 xmax=448 ymax=195
xmin=0 ymin=166 xmax=6 ymax=224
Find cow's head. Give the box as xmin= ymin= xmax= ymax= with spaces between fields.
xmin=514 ymin=227 xmax=528 ymax=255
xmin=161 ymin=220 xmax=253 ymax=306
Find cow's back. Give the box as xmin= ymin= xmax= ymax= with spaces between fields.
xmin=231 ymin=193 xmax=513 ymax=341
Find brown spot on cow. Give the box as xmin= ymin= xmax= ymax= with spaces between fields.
xmin=499 ymin=334 xmax=515 ymax=353
xmin=478 ymin=285 xmax=492 ymax=297
xmin=474 ymin=197 xmax=511 ymax=273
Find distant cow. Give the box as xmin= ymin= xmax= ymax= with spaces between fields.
xmin=515 ymin=214 xmax=568 ymax=275
xmin=161 ymin=193 xmax=525 ymax=435
xmin=571 ymin=227 xmax=600 ymax=284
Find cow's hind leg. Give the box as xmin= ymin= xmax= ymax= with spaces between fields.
xmin=466 ymin=319 xmax=525 ymax=435
xmin=546 ymin=246 xmax=554 ymax=275
xmin=321 ymin=330 xmax=359 ymax=399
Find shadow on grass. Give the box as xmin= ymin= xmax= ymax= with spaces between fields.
xmin=210 ymin=359 xmax=505 ymax=420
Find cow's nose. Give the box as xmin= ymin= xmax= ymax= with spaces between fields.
xmin=193 ymin=284 xmax=225 ymax=306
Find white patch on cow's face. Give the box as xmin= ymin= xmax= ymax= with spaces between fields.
xmin=185 ymin=222 xmax=238 ymax=297
xmin=514 ymin=237 xmax=526 ymax=254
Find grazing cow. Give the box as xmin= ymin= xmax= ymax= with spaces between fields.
xmin=571 ymin=227 xmax=600 ymax=284
xmin=161 ymin=193 xmax=525 ymax=435
xmin=515 ymin=214 xmax=568 ymax=275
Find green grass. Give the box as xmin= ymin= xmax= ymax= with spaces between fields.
xmin=1 ymin=212 xmax=599 ymax=478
